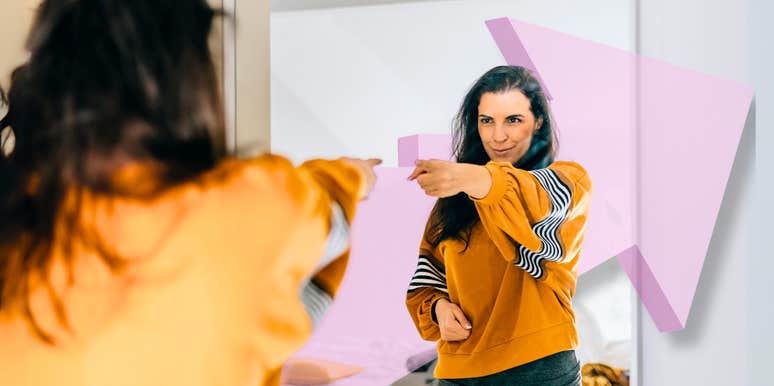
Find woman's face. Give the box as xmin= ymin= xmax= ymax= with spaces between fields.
xmin=477 ymin=90 xmax=542 ymax=164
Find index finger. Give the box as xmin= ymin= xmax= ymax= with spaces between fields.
xmin=366 ymin=158 xmax=383 ymax=167
xmin=407 ymin=160 xmax=430 ymax=180
xmin=407 ymin=166 xmax=425 ymax=181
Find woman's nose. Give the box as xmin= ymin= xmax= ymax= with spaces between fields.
xmin=492 ymin=125 xmax=508 ymax=142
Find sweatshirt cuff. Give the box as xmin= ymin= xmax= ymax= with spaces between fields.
xmin=431 ymin=298 xmax=443 ymax=324
xmin=422 ymin=292 xmax=449 ymax=326
xmin=469 ymin=162 xmax=508 ymax=205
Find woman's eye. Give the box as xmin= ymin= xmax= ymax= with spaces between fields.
xmin=508 ymin=117 xmax=521 ymax=124
xmin=480 ymin=118 xmax=492 ymax=124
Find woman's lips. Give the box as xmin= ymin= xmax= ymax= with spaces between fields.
xmin=492 ymin=146 xmax=515 ymax=155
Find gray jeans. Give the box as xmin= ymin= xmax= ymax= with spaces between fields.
xmin=437 ymin=350 xmax=581 ymax=386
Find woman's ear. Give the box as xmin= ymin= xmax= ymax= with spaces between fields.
xmin=533 ymin=117 xmax=544 ymax=134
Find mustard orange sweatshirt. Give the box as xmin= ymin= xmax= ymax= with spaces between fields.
xmin=406 ymin=160 xmax=591 ymax=379
xmin=0 ymin=155 xmax=363 ymax=386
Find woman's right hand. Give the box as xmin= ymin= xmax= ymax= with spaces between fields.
xmin=434 ymin=298 xmax=472 ymax=341
xmin=341 ymin=158 xmax=381 ymax=200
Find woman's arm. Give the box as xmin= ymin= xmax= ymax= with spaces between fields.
xmin=408 ymin=159 xmax=592 ymax=298
xmin=407 ymin=159 xmax=492 ymax=199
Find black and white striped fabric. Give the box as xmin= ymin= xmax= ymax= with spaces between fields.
xmin=300 ymin=281 xmax=332 ymax=326
xmin=317 ymin=202 xmax=349 ymax=270
xmin=515 ymin=168 xmax=572 ymax=279
xmin=300 ymin=202 xmax=349 ymax=326
xmin=407 ymin=255 xmax=448 ymax=294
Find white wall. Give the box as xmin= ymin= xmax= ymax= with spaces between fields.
xmin=749 ymin=0 xmax=774 ymax=385
xmin=0 ymin=1 xmax=37 ymax=89
xmin=230 ymin=0 xmax=272 ymax=154
xmin=270 ymin=0 xmax=634 ymax=166
xmin=636 ymin=0 xmax=758 ymax=385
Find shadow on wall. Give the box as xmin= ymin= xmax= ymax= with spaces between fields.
xmin=670 ymin=101 xmax=755 ymax=345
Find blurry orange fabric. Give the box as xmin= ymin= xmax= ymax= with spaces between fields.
xmin=0 ymin=154 xmax=363 ymax=386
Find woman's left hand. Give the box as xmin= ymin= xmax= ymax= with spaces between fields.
xmin=408 ymin=159 xmax=492 ymax=199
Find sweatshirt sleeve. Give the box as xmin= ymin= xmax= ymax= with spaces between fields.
xmin=243 ymin=155 xmax=364 ymax=328
xmin=471 ymin=161 xmax=591 ymax=286
xmin=405 ymin=216 xmax=449 ymax=342
xmin=196 ymin=154 xmax=366 ymax=376
xmin=294 ymin=158 xmax=364 ymax=326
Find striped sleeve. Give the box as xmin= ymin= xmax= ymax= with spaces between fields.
xmin=300 ymin=280 xmax=333 ymax=327
xmin=471 ymin=161 xmax=591 ymax=282
xmin=406 ymin=221 xmax=449 ymax=342
xmin=299 ymin=202 xmax=349 ymax=325
xmin=407 ymin=251 xmax=448 ymax=295
xmin=296 ymin=159 xmax=364 ymax=327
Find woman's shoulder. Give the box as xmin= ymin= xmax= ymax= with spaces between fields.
xmin=202 ymin=153 xmax=296 ymax=184
xmin=194 ymin=153 xmax=311 ymax=198
xmin=547 ymin=160 xmax=591 ymax=190
xmin=154 ymin=154 xmax=309 ymax=256
xmin=548 ymin=160 xmax=586 ymax=174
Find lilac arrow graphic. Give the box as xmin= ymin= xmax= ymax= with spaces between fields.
xmin=485 ymin=17 xmax=754 ymax=332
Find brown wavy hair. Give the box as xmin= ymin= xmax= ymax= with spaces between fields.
xmin=427 ymin=65 xmax=558 ymax=250
xmin=0 ymin=0 xmax=225 ymax=343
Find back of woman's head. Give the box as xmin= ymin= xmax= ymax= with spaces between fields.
xmin=428 ymin=65 xmax=558 ymax=249
xmin=0 ymin=0 xmax=224 ymax=341
xmin=4 ymin=0 xmax=223 ymax=173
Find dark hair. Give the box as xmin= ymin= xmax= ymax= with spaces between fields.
xmin=427 ymin=65 xmax=557 ymax=249
xmin=0 ymin=0 xmax=225 ymax=342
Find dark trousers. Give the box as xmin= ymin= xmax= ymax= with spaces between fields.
xmin=437 ymin=350 xmax=581 ymax=386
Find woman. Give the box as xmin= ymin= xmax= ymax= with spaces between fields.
xmin=0 ymin=1 xmax=379 ymax=385
xmin=406 ymin=65 xmax=591 ymax=386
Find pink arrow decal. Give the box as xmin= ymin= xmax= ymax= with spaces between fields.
xmin=485 ymin=17 xmax=754 ymax=332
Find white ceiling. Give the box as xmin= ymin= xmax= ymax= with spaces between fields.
xmin=271 ymin=0 xmax=453 ymax=12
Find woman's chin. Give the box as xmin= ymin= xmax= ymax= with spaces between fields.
xmin=488 ymin=155 xmax=518 ymax=164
